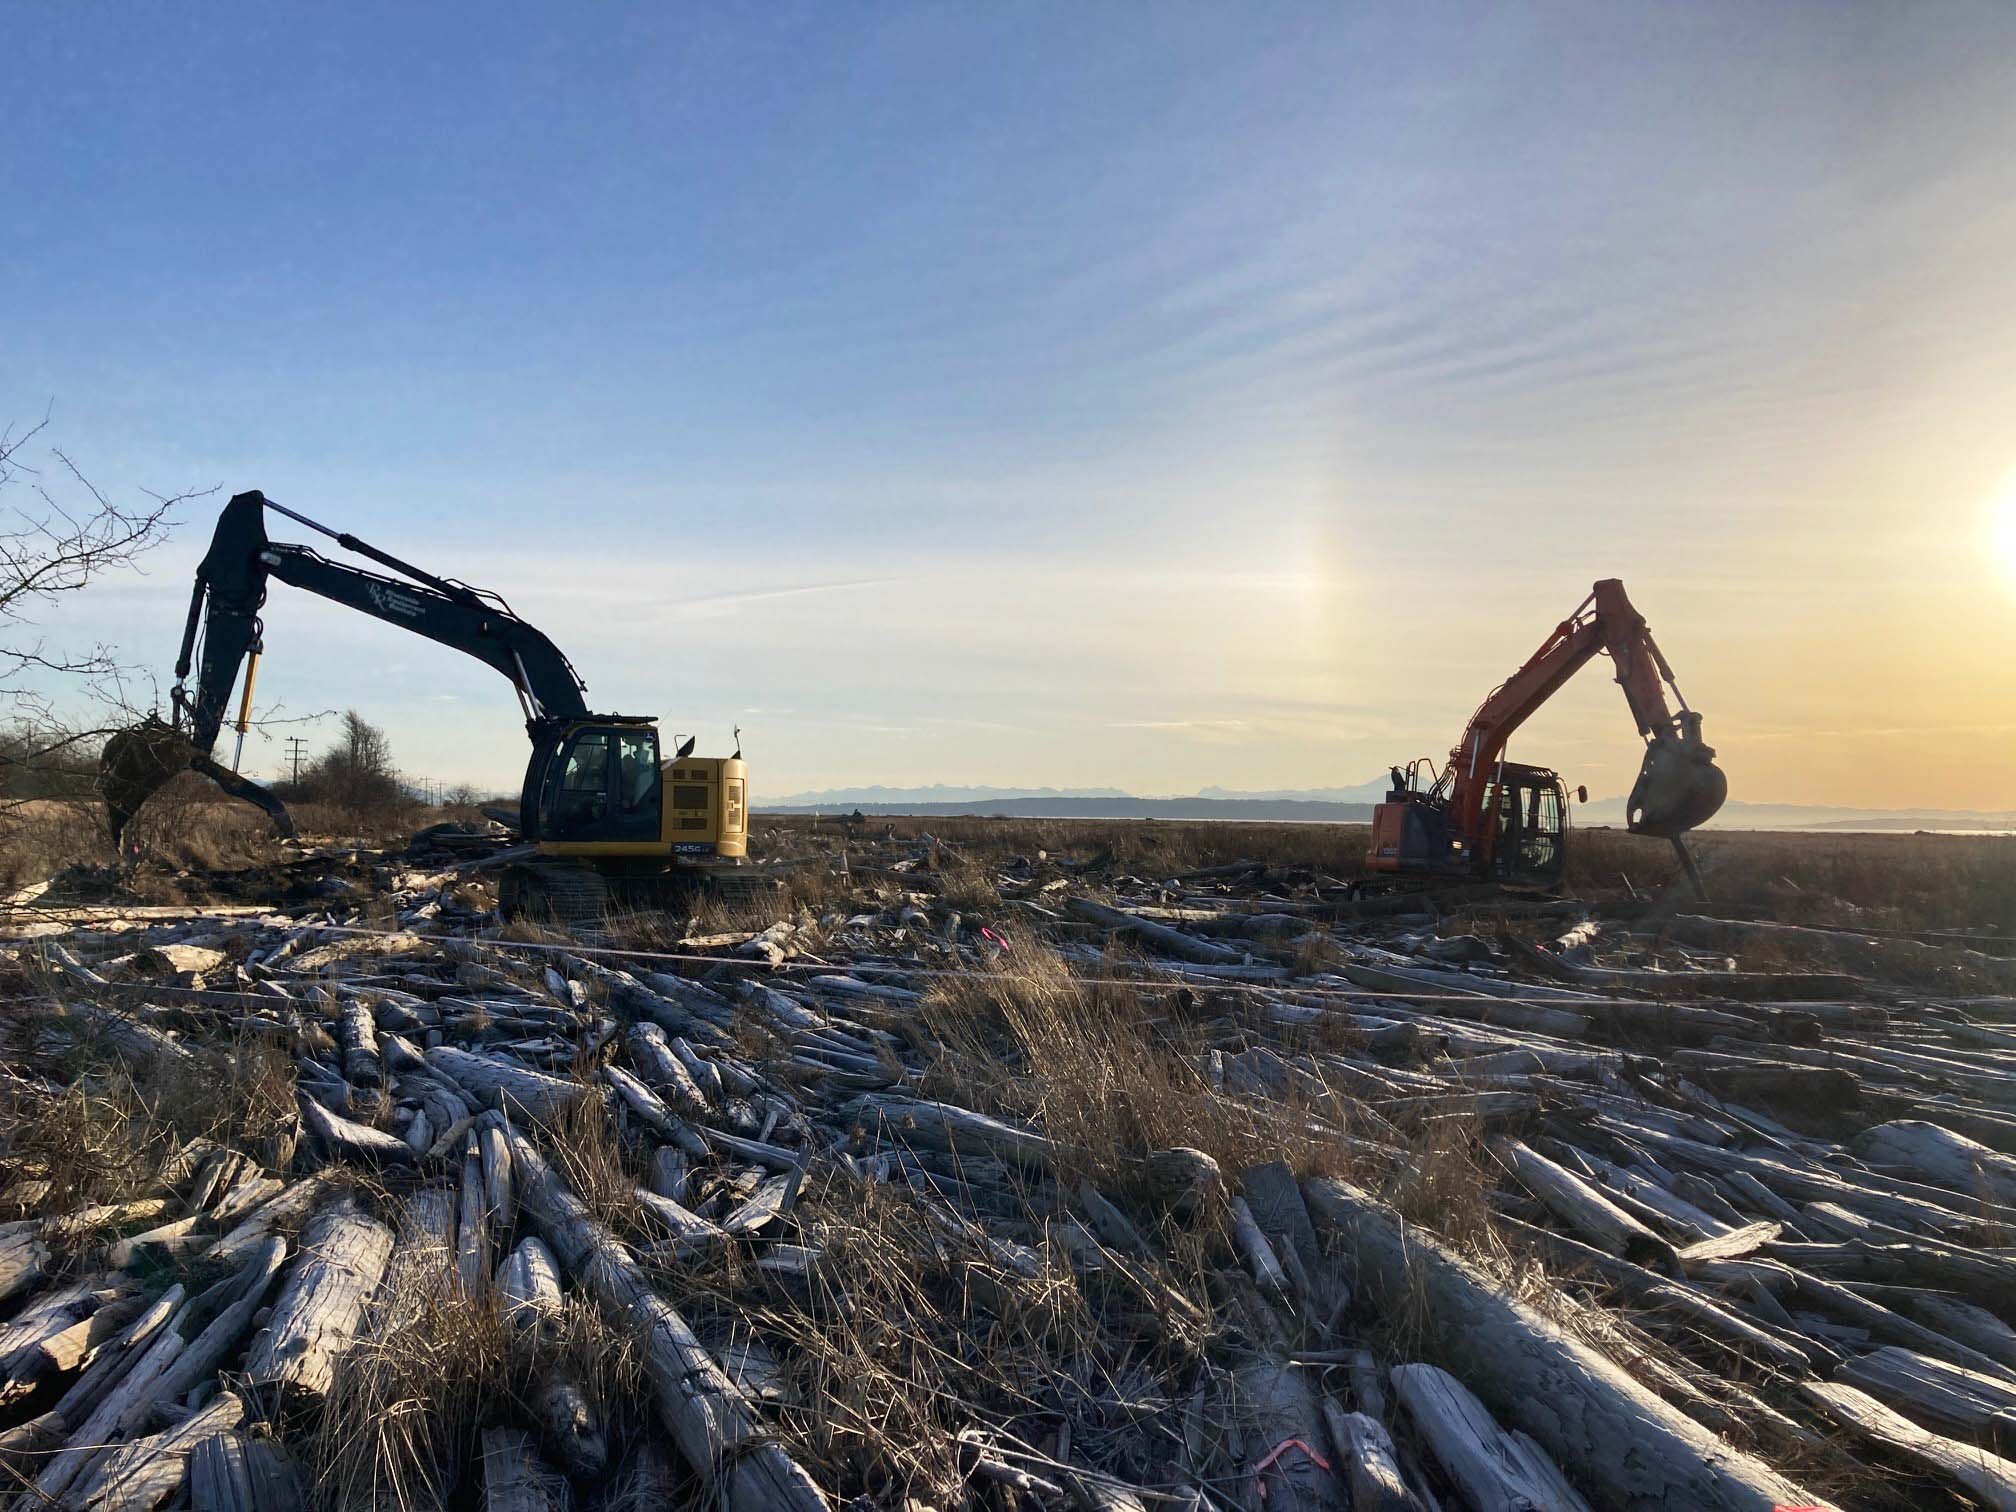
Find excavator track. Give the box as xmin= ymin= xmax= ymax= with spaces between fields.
xmin=498 ymin=861 xmax=611 ymax=927
xmin=497 ymin=861 xmax=781 ymax=926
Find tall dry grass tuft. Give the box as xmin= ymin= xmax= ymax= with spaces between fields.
xmin=921 ymin=929 xmax=1338 ymax=1195
xmin=310 ymin=1292 xmax=639 ymax=1510
xmin=929 ymin=856 xmax=1002 ymax=913
xmin=540 ymin=1086 xmax=645 ymax=1236
xmin=2 ymin=1014 xmax=296 ymax=1222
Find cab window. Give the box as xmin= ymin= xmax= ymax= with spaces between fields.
xmin=554 ymin=733 xmax=610 ymax=831
xmin=616 ymin=733 xmax=660 ymax=820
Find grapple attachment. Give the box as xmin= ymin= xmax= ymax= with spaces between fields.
xmin=1625 ymin=714 xmax=1726 ymax=838
xmin=101 ymin=718 xmax=199 ymax=844
xmin=100 ymin=717 xmax=296 ymax=845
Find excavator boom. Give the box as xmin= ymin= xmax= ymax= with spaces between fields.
xmin=103 ymin=491 xmax=591 ymax=840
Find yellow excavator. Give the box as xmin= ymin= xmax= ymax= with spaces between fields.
xmin=101 ymin=491 xmax=749 ymax=920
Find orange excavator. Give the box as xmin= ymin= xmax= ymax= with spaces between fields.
xmin=1366 ymin=579 xmax=1725 ymax=892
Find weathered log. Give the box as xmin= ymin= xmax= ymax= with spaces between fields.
xmin=296 ymin=1091 xmax=414 ymax=1167
xmin=1835 ymin=1346 xmax=2016 ymax=1446
xmin=0 ymin=1294 xmax=145 ymax=1409
xmin=625 ymin=1022 xmax=710 ymax=1109
xmin=1855 ymin=1119 xmax=2016 ymax=1205
xmin=1303 ymin=1176 xmax=1829 ymax=1510
xmin=1319 ymin=1402 xmax=1424 ymax=1512
xmin=1392 ymin=1362 xmax=1592 ymax=1512
xmin=425 ymin=1045 xmax=584 ymax=1121
xmin=1066 ymin=897 xmax=1243 ymax=963
xmin=1227 ymin=1196 xmax=1289 ymax=1294
xmin=481 ymin=1427 xmax=574 ymax=1511
xmin=498 ymin=1236 xmax=565 ymax=1334
xmin=188 ymin=1430 xmax=306 ymax=1511
xmin=504 ymin=1129 xmax=828 ymax=1511
xmin=205 ymin=1175 xmax=335 ymax=1266
xmin=1769 ymin=1238 xmax=2016 ymax=1312
xmin=0 ymin=1278 xmax=121 ymax=1368
xmin=1904 ymin=1294 xmax=2016 ymax=1373
xmin=1241 ymin=1160 xmax=1324 ymax=1285
xmin=603 ymin=1064 xmax=693 ymax=1144
xmin=61 ymin=998 xmax=198 ymax=1066
xmin=1510 ymin=933 xmax=1858 ymax=1001
xmin=337 ymin=1000 xmax=382 ymax=1086
xmin=71 ymin=1389 xmax=244 ymax=1512
xmin=478 ymin=1117 xmax=515 ymax=1231
xmin=1347 ymin=1348 xmax=1388 ymax=1422
xmin=634 ymin=1189 xmax=727 ymax=1256
xmin=0 ymin=1220 xmax=50 ymax=1302
xmin=1501 ymin=1216 xmax=1816 ymax=1373
xmin=535 ymin=1375 xmax=609 ymax=1478
xmin=1495 ymin=1139 xmax=1675 ymax=1267
xmin=151 ymin=1235 xmax=290 ymax=1405
xmin=108 ymin=1214 xmax=208 ymax=1269
xmin=1803 ymin=1378 xmax=2016 ymax=1511
xmin=1665 ymin=1053 xmax=1861 ymax=1111
xmin=43 ymin=1286 xmax=185 ymax=1441
xmin=209 ymin=1172 xmax=285 ymax=1225
xmin=1673 ymin=1221 xmax=1780 ymax=1264
xmin=458 ymin=1133 xmax=494 ymax=1297
xmin=244 ymin=1199 xmax=393 ymax=1402
xmin=1235 ymin=1360 xmax=1343 ymax=1510
xmin=1786 ymin=1266 xmax=2016 ymax=1381
xmin=33 ymin=1315 xmax=188 ymax=1503
xmin=721 ymin=1172 xmax=798 ymax=1238
xmin=848 ymin=1094 xmax=1052 ymax=1169
xmin=380 ymin=1029 xmax=428 ymax=1074
xmin=370 ymin=1185 xmax=457 ymax=1335
xmin=667 ymin=1035 xmax=727 ymax=1102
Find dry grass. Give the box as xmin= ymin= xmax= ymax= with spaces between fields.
xmin=0 ymin=1007 xmax=297 ymax=1227
xmin=771 ymin=813 xmax=1363 ymax=876
xmin=763 ymin=813 xmax=2016 ymax=934
xmin=929 ymin=855 xmax=1003 ymax=913
xmin=666 ymin=1166 xmax=1217 ymax=1507
xmin=919 ymin=929 xmax=1344 ymax=1196
xmin=539 ymin=1083 xmax=647 ymax=1236
xmin=309 ymin=1289 xmax=640 ymax=1510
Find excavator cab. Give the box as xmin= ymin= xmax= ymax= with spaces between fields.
xmin=521 ymin=718 xmax=746 ymax=860
xmin=1485 ymin=764 xmax=1568 ymax=886
xmin=1370 ymin=762 xmax=1568 ymax=887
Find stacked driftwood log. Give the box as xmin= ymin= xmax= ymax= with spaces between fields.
xmin=0 ymin=823 xmax=2013 ymax=1509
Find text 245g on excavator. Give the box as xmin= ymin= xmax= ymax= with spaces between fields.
xmin=1367 ymin=579 xmax=1727 ymax=893
xmin=100 ymin=491 xmax=750 ymax=921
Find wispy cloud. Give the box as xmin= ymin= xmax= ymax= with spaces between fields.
xmin=668 ymin=577 xmax=899 ymax=614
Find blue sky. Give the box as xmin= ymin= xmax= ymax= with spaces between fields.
xmin=8 ymin=4 xmax=2016 ymax=805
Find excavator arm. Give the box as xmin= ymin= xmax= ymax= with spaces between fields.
xmin=1443 ymin=578 xmax=1725 ymax=850
xmin=103 ymin=491 xmax=590 ymax=840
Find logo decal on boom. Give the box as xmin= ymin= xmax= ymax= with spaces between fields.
xmin=368 ymin=583 xmax=425 ymax=619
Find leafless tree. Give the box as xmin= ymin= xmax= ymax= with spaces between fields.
xmin=294 ymin=710 xmax=406 ymax=820
xmin=0 ymin=412 xmax=201 ymax=806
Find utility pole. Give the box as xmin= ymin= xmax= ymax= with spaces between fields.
xmin=285 ymin=736 xmax=307 ymax=784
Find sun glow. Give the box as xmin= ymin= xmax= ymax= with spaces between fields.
xmin=1997 ymin=481 xmax=2016 ymax=589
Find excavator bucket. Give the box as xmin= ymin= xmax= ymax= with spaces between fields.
xmin=1625 ymin=724 xmax=1727 ymax=838
xmin=100 ymin=717 xmax=297 ymax=845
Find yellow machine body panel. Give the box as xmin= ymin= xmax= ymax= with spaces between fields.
xmin=537 ymin=750 xmax=747 ymax=861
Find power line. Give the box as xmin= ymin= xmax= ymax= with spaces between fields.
xmin=285 ymin=736 xmax=308 ymax=784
